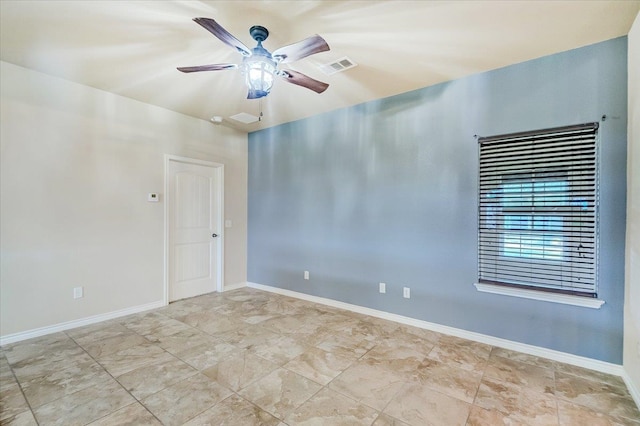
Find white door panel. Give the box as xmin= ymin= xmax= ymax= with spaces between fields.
xmin=167 ymin=158 xmax=223 ymax=302
xmin=176 ymin=172 xmax=211 ymax=229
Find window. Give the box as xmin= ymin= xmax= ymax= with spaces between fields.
xmin=478 ymin=123 xmax=598 ymax=297
xmin=501 ymin=175 xmax=566 ymax=261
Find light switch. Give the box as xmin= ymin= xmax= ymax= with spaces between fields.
xmin=147 ymin=193 xmax=159 ymax=202
xmin=225 ymin=220 xmax=233 ymax=228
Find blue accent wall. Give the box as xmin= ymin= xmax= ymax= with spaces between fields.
xmin=248 ymin=37 xmax=628 ymax=363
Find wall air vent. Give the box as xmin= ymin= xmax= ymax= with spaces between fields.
xmin=318 ymin=57 xmax=357 ymax=75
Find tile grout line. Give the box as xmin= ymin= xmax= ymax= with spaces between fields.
xmin=63 ymin=330 xmax=166 ymax=426
xmin=1 ymin=351 xmax=41 ymax=425
xmin=99 ymin=311 xmax=255 ymax=425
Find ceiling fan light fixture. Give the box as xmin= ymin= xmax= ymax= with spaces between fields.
xmin=242 ymin=25 xmax=276 ymax=99
xmin=243 ymin=54 xmax=276 ymax=99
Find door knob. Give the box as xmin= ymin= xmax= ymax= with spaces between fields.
xmin=212 ymin=233 xmax=218 ymax=238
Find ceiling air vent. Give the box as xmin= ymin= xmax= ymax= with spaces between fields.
xmin=319 ymin=57 xmax=357 ymax=75
xmin=230 ymin=112 xmax=259 ymax=124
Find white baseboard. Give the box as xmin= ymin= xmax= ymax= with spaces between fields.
xmin=0 ymin=300 xmax=165 ymax=346
xmin=223 ymin=281 xmax=248 ymax=292
xmin=247 ymin=282 xmax=625 ymax=377
xmin=622 ymin=371 xmax=640 ymax=410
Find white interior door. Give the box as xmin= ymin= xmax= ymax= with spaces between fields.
xmin=167 ymin=157 xmax=223 ymax=302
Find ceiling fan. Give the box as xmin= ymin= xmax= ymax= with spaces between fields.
xmin=178 ymin=18 xmax=330 ymax=99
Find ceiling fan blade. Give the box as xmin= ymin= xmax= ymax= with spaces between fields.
xmin=278 ymin=69 xmax=329 ymax=94
xmin=177 ymin=63 xmax=238 ymax=73
xmin=272 ymin=35 xmax=329 ymax=63
xmin=193 ymin=17 xmax=252 ymax=57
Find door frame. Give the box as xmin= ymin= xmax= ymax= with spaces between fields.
xmin=163 ymin=154 xmax=225 ymax=305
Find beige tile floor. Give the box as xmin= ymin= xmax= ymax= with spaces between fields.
xmin=1 ymin=287 xmax=639 ymax=425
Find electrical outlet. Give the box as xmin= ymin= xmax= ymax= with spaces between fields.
xmin=379 ymin=282 xmax=386 ymax=293
xmin=403 ymin=287 xmax=410 ymax=299
xmin=73 ymin=286 xmax=83 ymax=299
xmin=304 ymin=271 xmax=309 ymax=280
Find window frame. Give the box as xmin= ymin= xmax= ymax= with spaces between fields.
xmin=476 ymin=123 xmax=603 ymax=307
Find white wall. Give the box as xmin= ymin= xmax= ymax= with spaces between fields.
xmin=0 ymin=61 xmax=248 ymax=337
xmin=625 ymin=13 xmax=640 ymax=401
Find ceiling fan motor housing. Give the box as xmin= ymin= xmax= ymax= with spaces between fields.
xmin=250 ymin=26 xmax=269 ymax=43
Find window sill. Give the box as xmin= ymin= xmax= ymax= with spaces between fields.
xmin=474 ymin=283 xmax=605 ymax=309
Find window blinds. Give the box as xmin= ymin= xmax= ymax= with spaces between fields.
xmin=478 ymin=123 xmax=599 ymax=297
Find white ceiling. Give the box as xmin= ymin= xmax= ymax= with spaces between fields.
xmin=1 ymin=1 xmax=638 ymax=132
